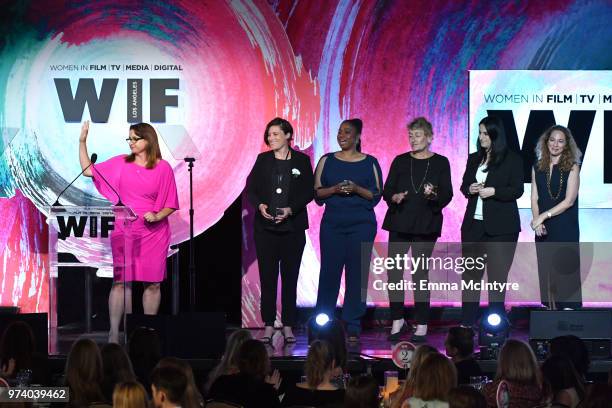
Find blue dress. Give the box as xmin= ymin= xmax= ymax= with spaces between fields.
xmin=534 ymin=165 xmax=581 ymax=309
xmin=315 ymin=153 xmax=383 ymax=335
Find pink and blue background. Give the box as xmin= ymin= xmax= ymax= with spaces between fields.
xmin=0 ymin=0 xmax=610 ymax=327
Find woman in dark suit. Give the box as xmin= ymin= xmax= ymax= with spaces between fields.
xmin=460 ymin=116 xmax=524 ymax=326
xmin=246 ymin=117 xmax=314 ymax=343
xmin=382 ymin=117 xmax=453 ymax=342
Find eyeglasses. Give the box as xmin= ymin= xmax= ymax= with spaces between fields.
xmin=125 ymin=137 xmax=144 ymax=143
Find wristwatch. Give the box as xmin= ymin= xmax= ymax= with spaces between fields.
xmin=547 ymin=211 xmax=552 ymax=219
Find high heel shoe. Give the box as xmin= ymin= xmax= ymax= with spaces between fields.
xmin=387 ymin=321 xmax=409 ymax=341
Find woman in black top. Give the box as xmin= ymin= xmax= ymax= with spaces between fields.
xmin=208 ymin=339 xmax=281 ymax=408
xmin=460 ymin=116 xmax=523 ymax=326
xmin=246 ymin=117 xmax=315 ymax=343
xmin=382 ymin=117 xmax=453 ymax=342
xmin=530 ymin=125 xmax=582 ymax=310
xmin=281 ymin=340 xmax=345 ymax=407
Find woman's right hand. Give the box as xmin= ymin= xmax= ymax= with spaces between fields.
xmin=392 ymin=191 xmax=408 ymax=204
xmin=79 ymin=120 xmax=89 ymax=143
xmin=258 ymin=203 xmax=274 ymax=220
xmin=469 ymin=182 xmax=483 ymax=194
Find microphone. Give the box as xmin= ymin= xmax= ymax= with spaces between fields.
xmin=53 ymin=153 xmax=98 ymax=206
xmin=91 ymin=154 xmax=124 ymax=206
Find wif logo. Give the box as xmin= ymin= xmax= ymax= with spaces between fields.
xmin=57 ymin=216 xmax=115 ymax=239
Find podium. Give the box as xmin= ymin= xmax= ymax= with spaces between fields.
xmin=47 ymin=206 xmax=136 ymax=335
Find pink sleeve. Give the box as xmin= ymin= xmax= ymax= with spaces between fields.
xmin=91 ymin=155 xmax=126 ymax=204
xmin=154 ymin=161 xmax=179 ymax=211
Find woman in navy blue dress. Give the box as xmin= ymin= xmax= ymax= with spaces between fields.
xmin=530 ymin=125 xmax=582 ymax=310
xmin=314 ymin=119 xmax=383 ymax=341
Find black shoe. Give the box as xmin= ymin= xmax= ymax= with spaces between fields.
xmin=387 ymin=321 xmax=409 ymax=341
xmin=410 ymin=333 xmax=427 ymax=343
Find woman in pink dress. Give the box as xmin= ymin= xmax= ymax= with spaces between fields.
xmin=79 ymin=121 xmax=179 ymax=343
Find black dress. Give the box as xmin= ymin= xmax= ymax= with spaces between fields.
xmin=281 ymin=384 xmax=345 ymax=407
xmin=382 ymin=152 xmax=453 ymax=323
xmin=534 ymin=165 xmax=581 ymax=309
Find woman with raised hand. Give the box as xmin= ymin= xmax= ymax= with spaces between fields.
xmin=79 ymin=121 xmax=179 ymax=343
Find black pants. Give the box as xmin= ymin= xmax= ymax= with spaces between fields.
xmin=461 ymin=220 xmax=518 ymax=326
xmin=536 ymin=241 xmax=582 ymax=310
xmin=254 ymin=228 xmax=306 ymax=327
xmin=387 ymin=231 xmax=437 ymax=324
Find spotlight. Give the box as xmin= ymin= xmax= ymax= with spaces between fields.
xmin=478 ymin=311 xmax=510 ymax=351
xmin=308 ymin=313 xmax=338 ymax=344
xmin=315 ymin=313 xmax=330 ymax=327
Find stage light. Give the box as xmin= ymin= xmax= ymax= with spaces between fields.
xmin=487 ymin=313 xmax=502 ymax=327
xmin=478 ymin=312 xmax=511 ymax=352
xmin=315 ymin=313 xmax=330 ymax=327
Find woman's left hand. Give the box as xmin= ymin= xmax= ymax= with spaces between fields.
xmin=265 ymin=369 xmax=282 ymax=390
xmin=143 ymin=212 xmax=160 ymax=223
xmin=274 ymin=207 xmax=292 ymax=223
xmin=478 ymin=187 xmax=495 ymax=199
xmin=340 ymin=180 xmax=357 ymax=195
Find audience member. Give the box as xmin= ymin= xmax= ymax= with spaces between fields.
xmin=113 ymin=380 xmax=148 ymax=408
xmin=64 ymin=338 xmax=109 ymax=407
xmin=0 ymin=320 xmax=48 ymax=385
xmin=156 ymin=357 xmax=203 ymax=408
xmin=402 ymin=353 xmax=457 ymax=408
xmin=208 ymin=339 xmax=280 ymax=407
xmin=151 ymin=366 xmax=187 ymax=408
xmin=549 ymin=336 xmax=590 ymax=380
xmin=344 ymin=375 xmax=380 ymax=408
xmin=100 ymin=343 xmax=136 ymax=402
xmin=282 ymin=340 xmax=344 ymax=407
xmin=541 ymin=355 xmax=585 ymax=408
xmin=444 ymin=326 xmax=482 ymax=385
xmin=128 ymin=327 xmax=162 ymax=393
xmin=482 ymin=339 xmax=543 ymax=408
xmin=391 ymin=345 xmax=438 ymax=408
xmin=205 ymin=329 xmax=252 ymax=394
xmin=580 ymin=383 xmax=612 ymax=408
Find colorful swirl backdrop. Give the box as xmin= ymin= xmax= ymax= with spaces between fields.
xmin=0 ymin=1 xmax=610 ymax=325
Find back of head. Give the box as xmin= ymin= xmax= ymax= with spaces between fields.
xmin=304 ymin=340 xmax=335 ymax=389
xmin=407 ymin=345 xmax=438 ymax=386
xmin=541 ymin=355 xmax=584 ymax=398
xmin=156 ymin=357 xmax=202 ymax=408
xmin=413 ymin=353 xmax=457 ymax=402
xmin=497 ymin=339 xmax=540 ymax=386
xmin=344 ymin=375 xmax=379 ymax=408
xmin=65 ymin=338 xmax=104 ymax=404
xmin=236 ymin=339 xmax=269 ymax=381
xmin=446 ymin=326 xmax=475 ymax=358
xmin=448 ymin=385 xmax=487 ymax=408
xmin=101 ymin=343 xmax=135 ymax=384
xmin=0 ymin=321 xmax=35 ymax=372
xmin=113 ymin=380 xmax=148 ymax=408
xmin=311 ymin=319 xmax=347 ymax=370
xmin=151 ymin=365 xmax=188 ymax=406
xmin=550 ymin=335 xmax=590 ymax=378
xmin=128 ymin=327 xmax=162 ymax=374
xmin=205 ymin=329 xmax=252 ymax=393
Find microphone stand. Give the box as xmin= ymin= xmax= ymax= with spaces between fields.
xmin=184 ymin=157 xmax=196 ymax=311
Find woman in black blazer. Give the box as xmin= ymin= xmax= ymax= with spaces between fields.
xmin=460 ymin=116 xmax=524 ymax=326
xmin=246 ymin=117 xmax=314 ymax=343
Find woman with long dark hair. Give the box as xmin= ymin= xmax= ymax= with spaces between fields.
xmin=79 ymin=121 xmax=179 ymax=343
xmin=383 ymin=117 xmax=453 ymax=342
xmin=530 ymin=125 xmax=582 ymax=310
xmin=460 ymin=116 xmax=523 ymax=327
xmin=246 ymin=117 xmax=314 ymax=344
xmin=314 ymin=118 xmax=383 ymax=341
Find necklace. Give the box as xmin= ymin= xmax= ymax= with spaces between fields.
xmin=410 ymin=155 xmax=430 ymax=194
xmin=275 ymin=148 xmax=290 ymax=194
xmin=546 ymin=165 xmax=564 ymax=200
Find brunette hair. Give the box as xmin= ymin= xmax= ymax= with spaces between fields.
xmin=125 ymin=122 xmax=162 ymax=168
